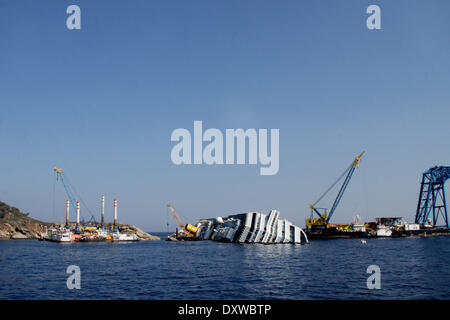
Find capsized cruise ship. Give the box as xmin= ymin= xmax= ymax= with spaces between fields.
xmin=195 ymin=210 xmax=309 ymax=244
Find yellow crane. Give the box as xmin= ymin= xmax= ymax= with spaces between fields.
xmin=167 ymin=204 xmax=198 ymax=237
xmin=306 ymin=151 xmax=365 ymax=230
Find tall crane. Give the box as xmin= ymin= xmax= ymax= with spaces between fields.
xmin=167 ymin=204 xmax=198 ymax=237
xmin=306 ymin=151 xmax=365 ymax=230
xmin=415 ymin=166 xmax=450 ymax=227
xmin=54 ymin=167 xmax=97 ymax=229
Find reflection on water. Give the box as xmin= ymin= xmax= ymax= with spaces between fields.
xmin=1 ymin=236 xmax=450 ymax=299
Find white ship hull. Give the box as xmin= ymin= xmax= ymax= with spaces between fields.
xmin=254 ymin=214 xmax=267 ymax=243
xmin=195 ymin=211 xmax=308 ymax=244
xmin=247 ymin=212 xmax=261 ymax=243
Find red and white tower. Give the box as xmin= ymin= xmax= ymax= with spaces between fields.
xmin=101 ymin=195 xmax=105 ymax=226
xmin=114 ymin=199 xmax=118 ymax=226
xmin=76 ymin=201 xmax=80 ymax=226
xmin=66 ymin=200 xmax=70 ymax=226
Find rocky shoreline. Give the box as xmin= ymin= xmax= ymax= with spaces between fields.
xmin=0 ymin=201 xmax=160 ymax=241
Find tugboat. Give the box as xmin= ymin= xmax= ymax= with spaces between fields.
xmin=49 ymin=226 xmax=72 ymax=242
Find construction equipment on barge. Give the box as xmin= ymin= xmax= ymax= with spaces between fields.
xmin=370 ymin=166 xmax=450 ymax=238
xmin=304 ymin=163 xmax=450 ymax=239
xmin=167 ymin=204 xmax=199 ymax=239
xmin=47 ymin=167 xmax=138 ymax=242
xmin=305 ymin=151 xmax=365 ymax=239
xmin=54 ymin=167 xmax=97 ymax=230
xmin=415 ymin=166 xmax=450 ymax=228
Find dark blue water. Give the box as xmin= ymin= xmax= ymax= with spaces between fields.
xmin=1 ymin=234 xmax=450 ymax=299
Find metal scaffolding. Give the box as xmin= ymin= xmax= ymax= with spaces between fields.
xmin=415 ymin=166 xmax=450 ymax=228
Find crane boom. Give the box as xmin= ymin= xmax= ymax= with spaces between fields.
xmin=167 ymin=204 xmax=185 ymax=229
xmin=167 ymin=204 xmax=198 ymax=237
xmin=326 ymin=151 xmax=364 ymax=223
xmin=309 ymin=151 xmax=365 ymax=224
xmin=54 ymin=167 xmax=78 ymax=212
xmin=53 ymin=167 xmax=97 ymax=226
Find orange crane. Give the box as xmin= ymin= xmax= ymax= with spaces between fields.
xmin=167 ymin=204 xmax=198 ymax=237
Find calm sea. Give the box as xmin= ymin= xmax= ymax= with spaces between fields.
xmin=1 ymin=234 xmax=450 ymax=299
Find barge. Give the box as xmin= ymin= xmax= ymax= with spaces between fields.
xmin=41 ymin=226 xmax=137 ymax=242
xmin=305 ymin=216 xmax=450 ymax=239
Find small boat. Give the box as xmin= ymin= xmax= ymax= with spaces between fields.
xmin=49 ymin=227 xmax=72 ymax=242
xmin=111 ymin=232 xmax=138 ymax=241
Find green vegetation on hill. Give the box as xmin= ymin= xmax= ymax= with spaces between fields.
xmin=0 ymin=201 xmax=28 ymax=219
xmin=0 ymin=200 xmax=50 ymax=239
xmin=0 ymin=200 xmax=47 ymax=224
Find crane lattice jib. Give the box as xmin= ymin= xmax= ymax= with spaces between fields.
xmin=167 ymin=204 xmax=185 ymax=229
xmin=415 ymin=166 xmax=450 ymax=228
xmin=53 ymin=167 xmax=96 ymax=225
xmin=327 ymin=166 xmax=357 ymax=223
xmin=54 ymin=168 xmax=78 ymax=212
xmin=310 ymin=151 xmax=365 ymax=223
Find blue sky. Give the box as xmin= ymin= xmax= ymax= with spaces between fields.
xmin=1 ymin=0 xmax=450 ymax=231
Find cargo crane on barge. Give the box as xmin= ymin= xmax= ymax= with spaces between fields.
xmin=54 ymin=167 xmax=98 ymax=233
xmin=167 ymin=204 xmax=198 ymax=239
xmin=305 ymin=151 xmax=365 ymax=238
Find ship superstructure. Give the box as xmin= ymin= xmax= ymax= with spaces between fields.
xmin=195 ymin=210 xmax=308 ymax=244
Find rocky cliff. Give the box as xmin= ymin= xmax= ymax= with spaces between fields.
xmin=0 ymin=201 xmax=51 ymax=240
xmin=115 ymin=223 xmax=160 ymax=240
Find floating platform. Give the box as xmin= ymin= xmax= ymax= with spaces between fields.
xmin=392 ymin=227 xmax=450 ymax=238
xmin=40 ymin=227 xmax=138 ymax=242
xmin=305 ymin=227 xmax=450 ymax=239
